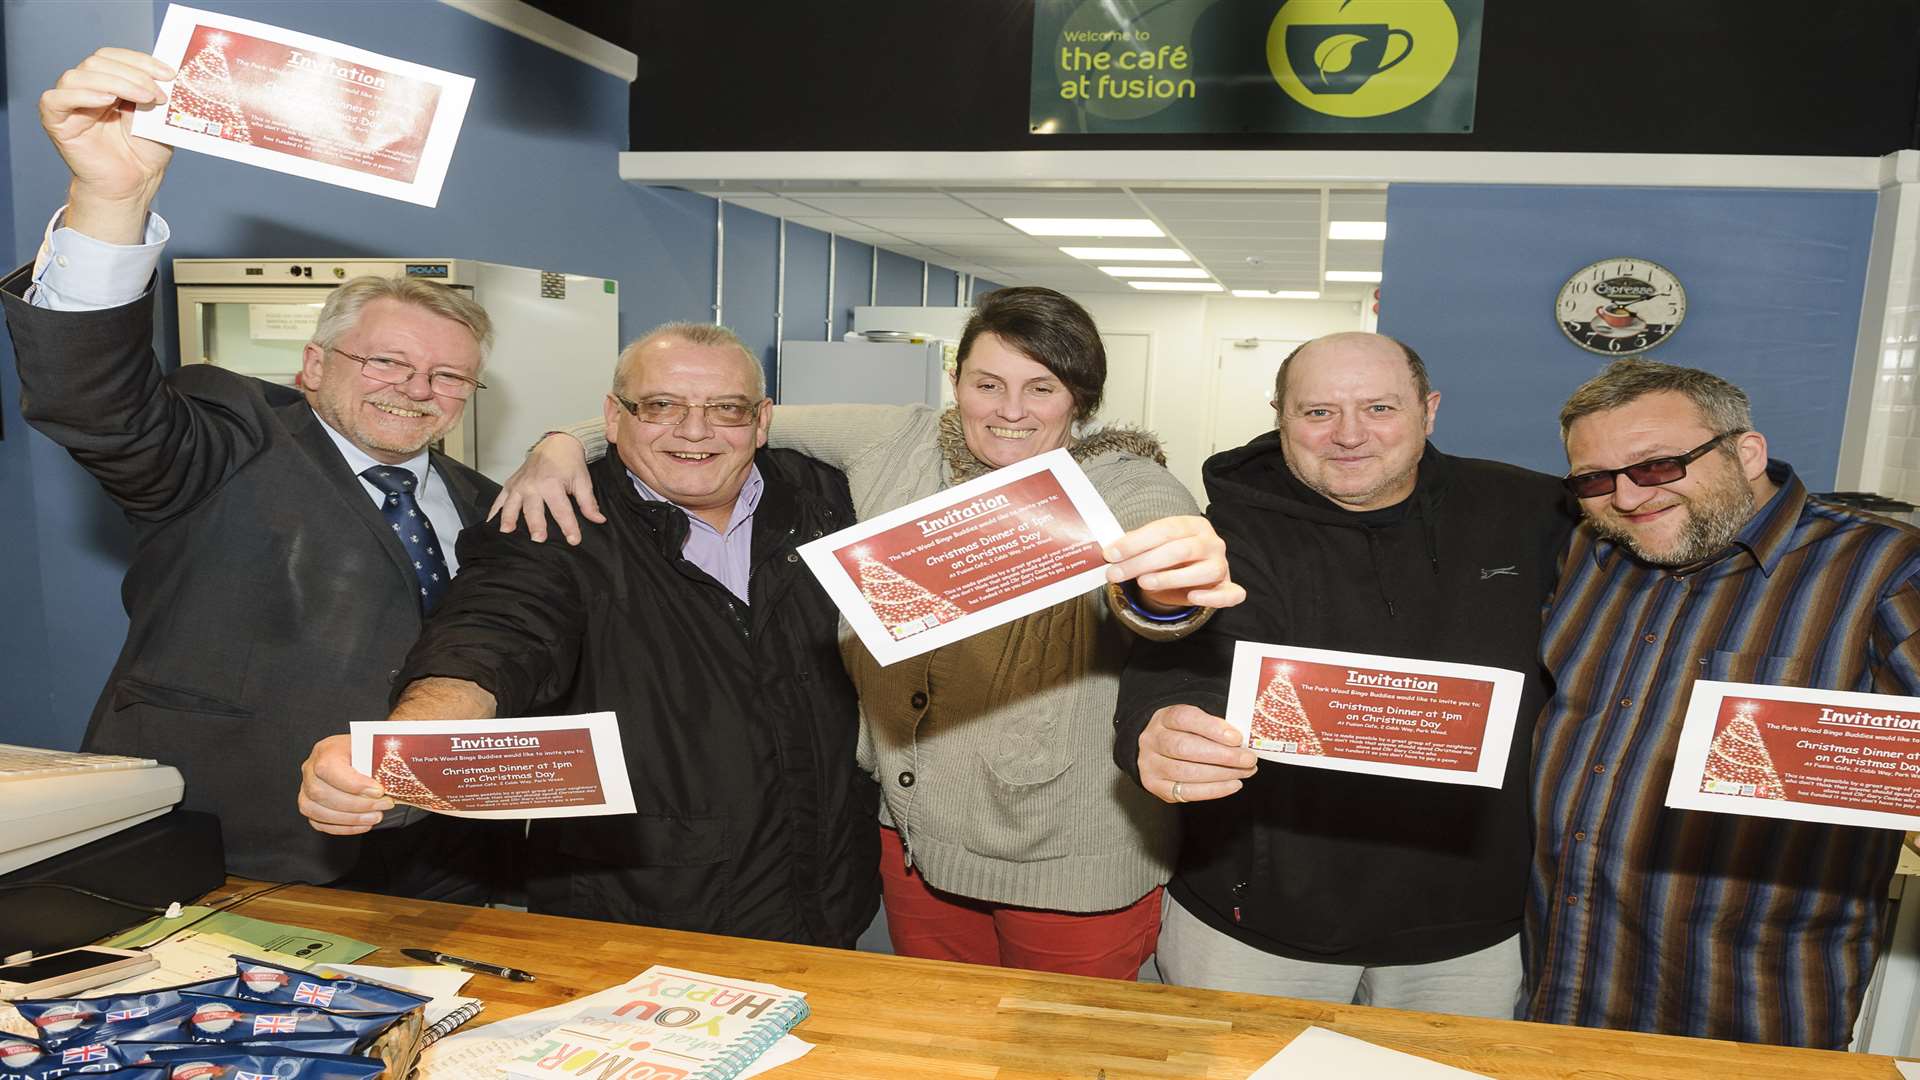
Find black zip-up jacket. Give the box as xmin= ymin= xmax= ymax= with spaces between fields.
xmin=1116 ymin=432 xmax=1574 ymax=965
xmin=399 ymin=449 xmax=879 ymax=946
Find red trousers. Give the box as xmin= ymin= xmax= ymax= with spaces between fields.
xmin=877 ymin=826 xmax=1161 ymax=980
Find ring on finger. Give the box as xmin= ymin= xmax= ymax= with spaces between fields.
xmin=1171 ymin=781 xmax=1187 ymax=803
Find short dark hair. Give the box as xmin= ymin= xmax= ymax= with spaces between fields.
xmin=956 ymin=287 xmax=1106 ymax=419
xmin=1274 ymin=333 xmax=1431 ymax=413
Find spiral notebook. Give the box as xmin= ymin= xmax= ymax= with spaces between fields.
xmin=500 ymin=966 xmax=807 ymax=1080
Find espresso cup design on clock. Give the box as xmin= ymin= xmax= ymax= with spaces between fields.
xmin=1286 ymin=24 xmax=1414 ymax=94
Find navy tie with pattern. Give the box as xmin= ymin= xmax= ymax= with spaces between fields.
xmin=361 ymin=466 xmax=450 ymax=614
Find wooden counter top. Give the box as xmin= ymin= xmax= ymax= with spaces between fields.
xmin=216 ymin=880 xmax=1903 ymax=1079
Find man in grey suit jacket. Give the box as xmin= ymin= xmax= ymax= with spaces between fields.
xmin=2 ymin=47 xmax=506 ymax=894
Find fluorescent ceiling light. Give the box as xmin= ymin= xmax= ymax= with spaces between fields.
xmin=1007 ymin=218 xmax=1163 ymax=237
xmin=1325 ymin=270 xmax=1384 ymax=283
xmin=1060 ymin=246 xmax=1190 ymax=261
xmin=1129 ymin=281 xmax=1223 ymax=292
xmin=1232 ymin=289 xmax=1322 ymax=299
xmin=1099 ymin=265 xmax=1211 ymax=279
xmin=1328 ymin=221 xmax=1387 ymax=240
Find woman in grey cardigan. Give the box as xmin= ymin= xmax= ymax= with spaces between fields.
xmin=498 ymin=287 xmax=1244 ymax=978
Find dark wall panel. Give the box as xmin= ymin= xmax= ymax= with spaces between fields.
xmin=581 ymin=1 xmax=1919 ymax=156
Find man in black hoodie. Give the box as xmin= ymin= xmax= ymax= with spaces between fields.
xmin=1115 ymin=332 xmax=1573 ymax=1017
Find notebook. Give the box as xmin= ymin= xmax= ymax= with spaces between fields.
xmin=501 ymin=966 xmax=807 ymax=1080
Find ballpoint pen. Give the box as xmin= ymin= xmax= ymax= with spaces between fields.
xmin=400 ymin=948 xmax=535 ymax=981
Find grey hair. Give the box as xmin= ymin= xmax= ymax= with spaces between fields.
xmin=613 ymin=322 xmax=766 ymax=399
xmin=310 ymin=275 xmax=494 ymax=360
xmin=1558 ymin=358 xmax=1752 ymax=443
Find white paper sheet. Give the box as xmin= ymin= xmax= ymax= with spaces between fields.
xmin=798 ymin=447 xmax=1124 ymax=667
xmin=349 ymin=714 xmax=634 ymax=820
xmin=1667 ymin=680 xmax=1920 ymax=830
xmin=1249 ymin=1027 xmax=1490 ymax=1079
xmin=134 ymin=5 xmax=474 ymax=206
xmin=1224 ymin=642 xmax=1525 ymax=788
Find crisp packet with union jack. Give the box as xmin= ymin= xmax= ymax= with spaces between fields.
xmin=223 ymin=959 xmax=426 ymax=1016
xmin=140 ymin=1048 xmax=386 ymax=1080
xmin=177 ymin=995 xmax=405 ymax=1050
xmin=0 ymin=1037 xmax=166 ymax=1080
xmin=12 ymin=982 xmax=228 ymax=1049
xmin=110 ymin=1037 xmax=364 ymax=1063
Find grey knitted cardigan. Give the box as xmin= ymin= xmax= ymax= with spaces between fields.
xmin=776 ymin=404 xmax=1198 ymax=912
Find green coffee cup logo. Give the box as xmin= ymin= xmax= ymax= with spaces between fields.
xmin=1267 ymin=1 xmax=1460 ymax=118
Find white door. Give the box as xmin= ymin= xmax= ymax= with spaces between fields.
xmin=1098 ymin=332 xmax=1152 ymax=430
xmin=1208 ymin=337 xmax=1300 ymax=456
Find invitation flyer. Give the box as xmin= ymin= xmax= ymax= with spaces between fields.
xmin=799 ymin=448 xmax=1125 ymax=666
xmin=1667 ymin=680 xmax=1920 ymax=830
xmin=349 ymin=714 xmax=635 ymax=819
xmin=134 ymin=5 xmax=475 ymax=206
xmin=1224 ymin=642 xmax=1525 ymax=788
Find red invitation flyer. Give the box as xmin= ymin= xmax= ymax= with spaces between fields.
xmin=1667 ymin=681 xmax=1920 ymax=829
xmin=799 ymin=448 xmax=1124 ymax=667
xmin=349 ymin=713 xmax=634 ymax=819
xmin=134 ymin=6 xmax=474 ymax=206
xmin=1225 ymin=642 xmax=1525 ymax=788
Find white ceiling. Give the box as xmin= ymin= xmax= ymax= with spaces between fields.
xmin=681 ymin=183 xmax=1387 ymax=299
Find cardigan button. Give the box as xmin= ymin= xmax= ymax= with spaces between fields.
xmin=898 ymin=771 xmax=915 ymax=788
xmin=910 ymin=691 xmax=928 ymax=709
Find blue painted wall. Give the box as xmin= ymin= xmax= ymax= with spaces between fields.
xmin=0 ymin=0 xmax=982 ymax=747
xmin=874 ymin=248 xmax=924 ymax=307
xmin=831 ymin=236 xmax=874 ymax=339
xmin=1377 ymin=183 xmax=1877 ymax=483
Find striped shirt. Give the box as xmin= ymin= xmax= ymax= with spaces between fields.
xmin=1524 ymin=462 xmax=1920 ymax=1049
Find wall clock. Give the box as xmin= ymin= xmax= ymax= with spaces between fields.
xmin=1556 ymin=258 xmax=1687 ymax=355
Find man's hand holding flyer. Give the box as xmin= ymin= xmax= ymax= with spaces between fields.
xmin=1225 ymin=642 xmax=1526 ymax=788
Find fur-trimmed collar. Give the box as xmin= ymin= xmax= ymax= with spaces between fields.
xmin=936 ymin=406 xmax=1167 ymax=483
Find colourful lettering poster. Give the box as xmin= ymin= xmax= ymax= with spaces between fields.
xmin=798 ymin=448 xmax=1125 ymax=667
xmin=348 ymin=714 xmax=634 ymax=819
xmin=133 ymin=5 xmax=474 ymax=206
xmin=1667 ymin=680 xmax=1920 ymax=830
xmin=1224 ymin=642 xmax=1524 ymax=788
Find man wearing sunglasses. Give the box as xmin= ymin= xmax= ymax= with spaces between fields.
xmin=3 ymin=47 xmax=507 ymax=898
xmin=298 ymin=324 xmax=880 ymax=948
xmin=1525 ymin=357 xmax=1920 ymax=1049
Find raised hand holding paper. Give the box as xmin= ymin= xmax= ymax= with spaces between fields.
xmin=132 ymin=5 xmax=474 ymax=206
xmin=348 ymin=715 xmax=634 ymax=819
xmin=1225 ymin=642 xmax=1524 ymax=788
xmin=798 ymin=447 xmax=1125 ymax=666
xmin=1666 ymin=681 xmax=1920 ymax=830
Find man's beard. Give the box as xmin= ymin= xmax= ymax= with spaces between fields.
xmin=1587 ymin=463 xmax=1756 ymax=568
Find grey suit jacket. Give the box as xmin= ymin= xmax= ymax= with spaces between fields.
xmin=2 ymin=265 xmax=499 ymax=882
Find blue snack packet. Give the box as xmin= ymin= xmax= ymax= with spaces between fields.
xmin=141 ymin=1048 xmax=386 ymax=1080
xmin=177 ymin=995 xmax=405 ymax=1048
xmin=13 ymin=983 xmax=226 ymax=1049
xmin=225 ymin=961 xmax=425 ymax=1017
xmin=111 ymin=1037 xmax=364 ymax=1064
xmin=0 ymin=1039 xmax=164 ymax=1080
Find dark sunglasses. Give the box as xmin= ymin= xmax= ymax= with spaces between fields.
xmin=1562 ymin=432 xmax=1741 ymax=499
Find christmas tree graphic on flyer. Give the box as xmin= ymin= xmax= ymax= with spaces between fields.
xmin=1699 ymin=702 xmax=1786 ymax=799
xmin=1248 ymin=664 xmax=1326 ymax=756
